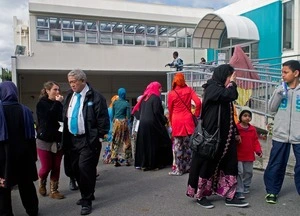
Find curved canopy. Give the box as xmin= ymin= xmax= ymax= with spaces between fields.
xmin=193 ymin=13 xmax=259 ymax=49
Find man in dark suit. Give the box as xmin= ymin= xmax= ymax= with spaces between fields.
xmin=62 ymin=69 xmax=109 ymax=215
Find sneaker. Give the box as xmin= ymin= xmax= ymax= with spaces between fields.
xmin=168 ymin=170 xmax=183 ymax=176
xmin=235 ymin=192 xmax=245 ymax=200
xmin=196 ymin=197 xmax=214 ymax=209
xmin=265 ymin=194 xmax=277 ymax=204
xmin=225 ymin=197 xmax=249 ymax=207
xmin=243 ymin=187 xmax=250 ymax=194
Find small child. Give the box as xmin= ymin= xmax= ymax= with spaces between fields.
xmin=235 ymin=107 xmax=262 ymax=200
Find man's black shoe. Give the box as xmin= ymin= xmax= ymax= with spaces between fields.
xmin=80 ymin=205 xmax=92 ymax=215
xmin=76 ymin=195 xmax=95 ymax=205
xmin=69 ymin=178 xmax=78 ymax=191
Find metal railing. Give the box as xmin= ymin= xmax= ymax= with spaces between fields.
xmin=163 ymin=64 xmax=282 ymax=125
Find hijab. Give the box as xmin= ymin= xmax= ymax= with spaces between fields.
xmin=0 ymin=81 xmax=35 ymax=141
xmin=211 ymin=64 xmax=234 ymax=86
xmin=118 ymin=88 xmax=126 ymax=100
xmin=172 ymin=72 xmax=187 ymax=89
xmin=132 ymin=81 xmax=162 ymax=114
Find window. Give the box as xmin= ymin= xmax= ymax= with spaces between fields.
xmin=124 ymin=35 xmax=134 ymax=45
xmin=100 ymin=22 xmax=113 ymax=32
xmin=146 ymin=36 xmax=157 ymax=46
xmin=158 ymin=37 xmax=168 ymax=47
xmin=75 ymin=31 xmax=85 ymax=43
xmin=158 ymin=26 xmax=168 ymax=36
xmin=168 ymin=37 xmax=176 ymax=47
xmin=86 ymin=21 xmax=98 ymax=31
xmin=86 ymin=32 xmax=98 ymax=43
xmin=135 ymin=35 xmax=145 ymax=46
xmin=37 ymin=17 xmax=49 ymax=28
xmin=50 ymin=30 xmax=61 ymax=41
xmin=177 ymin=38 xmax=186 ymax=48
xmin=113 ymin=23 xmax=123 ymax=33
xmin=136 ymin=25 xmax=145 ymax=34
xmin=49 ymin=18 xmax=61 ymax=29
xmin=168 ymin=27 xmax=178 ymax=37
xmin=35 ymin=17 xmax=194 ymax=48
xmin=186 ymin=28 xmax=194 ymax=48
xmin=62 ymin=30 xmax=74 ymax=42
xmin=112 ymin=34 xmax=122 ymax=45
xmin=100 ymin=33 xmax=113 ymax=44
xmin=146 ymin=25 xmax=157 ymax=35
xmin=283 ymin=0 xmax=294 ymax=50
xmin=74 ymin=20 xmax=85 ymax=31
xmin=124 ymin=24 xmax=137 ymax=33
xmin=37 ymin=29 xmax=49 ymax=41
xmin=62 ymin=19 xmax=74 ymax=29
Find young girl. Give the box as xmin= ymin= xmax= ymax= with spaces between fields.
xmin=236 ymin=107 xmax=262 ymax=199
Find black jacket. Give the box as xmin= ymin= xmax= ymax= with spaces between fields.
xmin=62 ymin=85 xmax=110 ymax=151
xmin=36 ymin=96 xmax=63 ymax=142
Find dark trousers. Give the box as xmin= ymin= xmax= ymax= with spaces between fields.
xmin=0 ymin=180 xmax=38 ymax=216
xmin=264 ymin=140 xmax=300 ymax=195
xmin=70 ymin=136 xmax=101 ymax=206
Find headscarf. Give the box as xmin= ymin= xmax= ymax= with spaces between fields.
xmin=137 ymin=95 xmax=143 ymax=102
xmin=211 ymin=64 xmax=234 ymax=86
xmin=0 ymin=81 xmax=18 ymax=105
xmin=109 ymin=95 xmax=118 ymax=108
xmin=118 ymin=88 xmax=126 ymax=100
xmin=132 ymin=81 xmax=162 ymax=114
xmin=229 ymin=45 xmax=259 ymax=88
xmin=0 ymin=81 xmax=35 ymax=141
xmin=172 ymin=72 xmax=187 ymax=89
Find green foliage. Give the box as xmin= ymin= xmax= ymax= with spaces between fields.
xmin=0 ymin=68 xmax=12 ymax=81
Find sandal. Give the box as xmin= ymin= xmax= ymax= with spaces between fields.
xmin=168 ymin=170 xmax=183 ymax=176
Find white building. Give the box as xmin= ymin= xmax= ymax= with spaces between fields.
xmin=13 ymin=0 xmax=212 ymax=113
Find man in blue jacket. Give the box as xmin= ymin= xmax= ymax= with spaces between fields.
xmin=264 ymin=60 xmax=300 ymax=204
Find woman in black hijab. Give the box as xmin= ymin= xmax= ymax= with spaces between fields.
xmin=186 ymin=64 xmax=249 ymax=208
xmin=0 ymin=81 xmax=38 ymax=216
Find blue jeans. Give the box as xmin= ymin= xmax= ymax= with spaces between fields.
xmin=264 ymin=140 xmax=300 ymax=195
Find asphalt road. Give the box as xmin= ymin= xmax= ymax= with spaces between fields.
xmin=11 ymin=151 xmax=300 ymax=216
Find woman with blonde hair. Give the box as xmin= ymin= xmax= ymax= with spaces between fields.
xmin=36 ymin=81 xmax=64 ymax=199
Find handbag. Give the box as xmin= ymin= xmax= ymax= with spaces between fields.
xmin=174 ymin=89 xmax=198 ymax=127
xmin=190 ymin=104 xmax=221 ymax=159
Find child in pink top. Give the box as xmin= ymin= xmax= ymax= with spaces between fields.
xmin=235 ymin=107 xmax=262 ymax=200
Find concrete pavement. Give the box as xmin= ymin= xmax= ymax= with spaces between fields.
xmin=11 ymin=142 xmax=300 ymax=216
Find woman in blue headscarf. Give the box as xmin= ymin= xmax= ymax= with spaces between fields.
xmin=0 ymin=81 xmax=39 ymax=216
xmin=111 ymin=88 xmax=131 ymax=167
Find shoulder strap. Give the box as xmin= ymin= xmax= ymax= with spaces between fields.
xmin=174 ymin=89 xmax=193 ymax=115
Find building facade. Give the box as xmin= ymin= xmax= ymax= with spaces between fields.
xmin=12 ymin=0 xmax=300 ymax=117
xmin=13 ymin=0 xmax=212 ymax=114
xmin=208 ymin=0 xmax=300 ymax=66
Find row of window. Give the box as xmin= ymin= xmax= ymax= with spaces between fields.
xmin=36 ymin=17 xmax=194 ymax=48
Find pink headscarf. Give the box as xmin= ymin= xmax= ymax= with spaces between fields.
xmin=132 ymin=81 xmax=162 ymax=114
xmin=229 ymin=45 xmax=260 ymax=89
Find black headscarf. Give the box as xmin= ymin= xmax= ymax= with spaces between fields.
xmin=0 ymin=81 xmax=35 ymax=141
xmin=211 ymin=64 xmax=235 ymax=86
